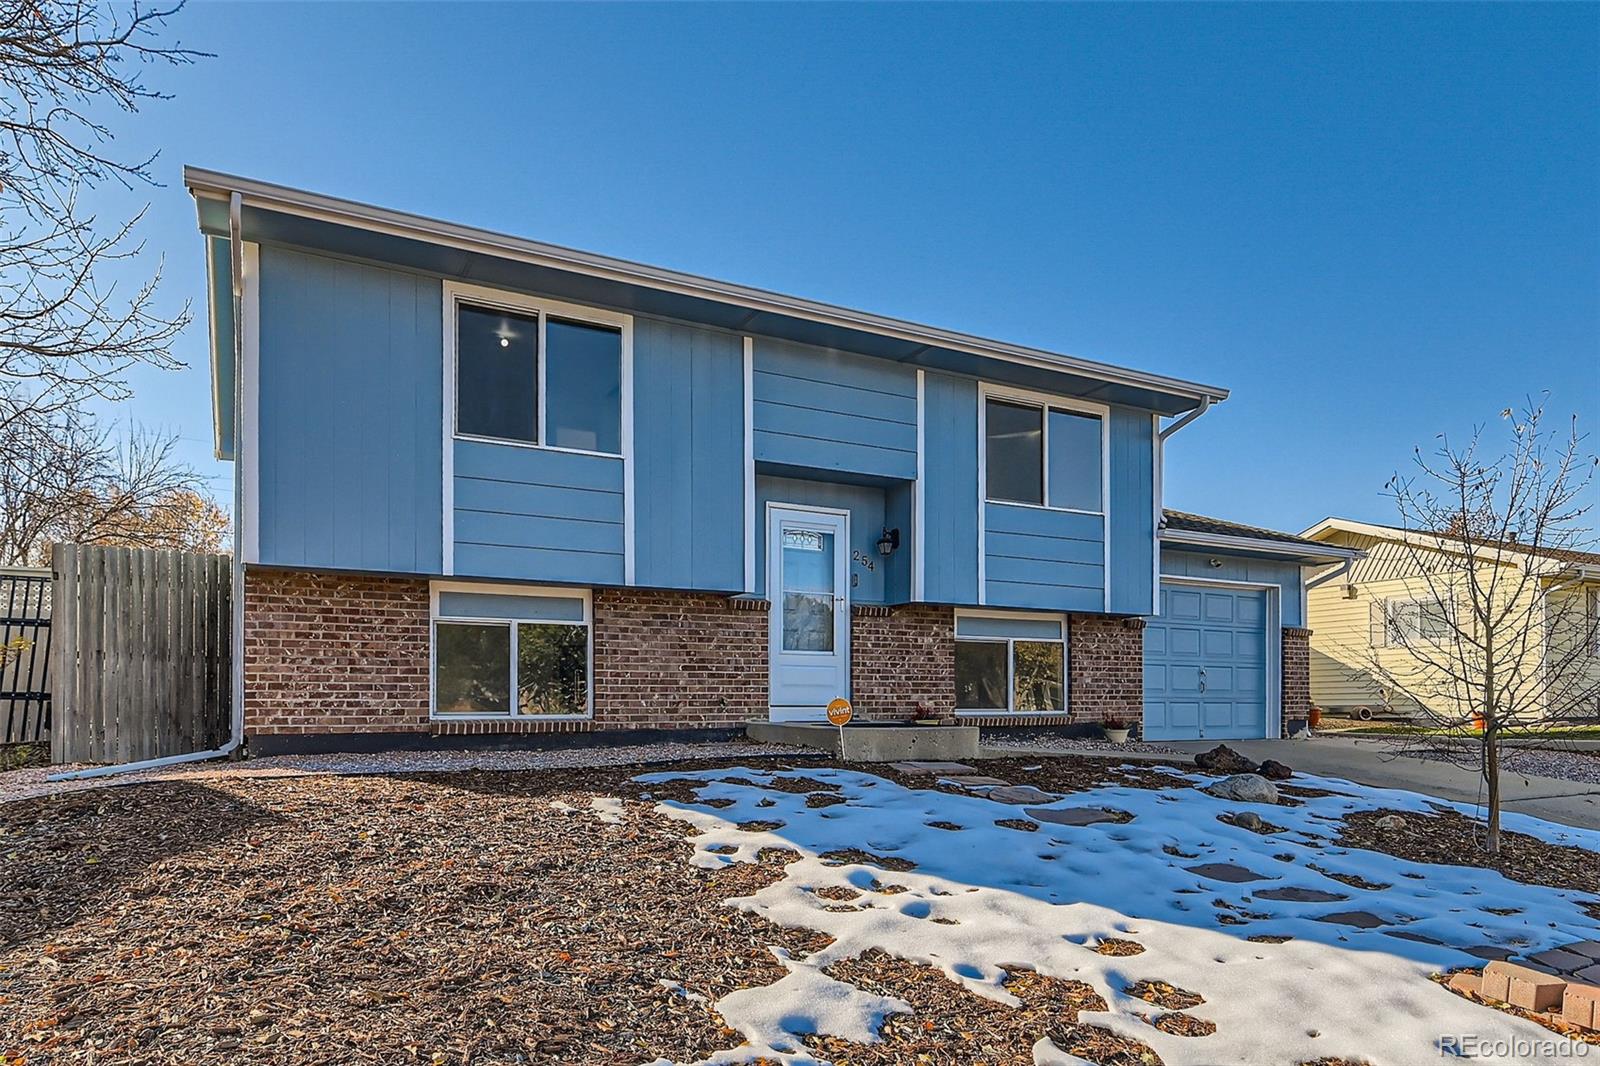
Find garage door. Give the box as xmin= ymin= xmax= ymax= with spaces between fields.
xmin=1144 ymin=583 xmax=1269 ymax=741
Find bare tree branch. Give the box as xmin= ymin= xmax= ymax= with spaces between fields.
xmin=1329 ymin=400 xmax=1600 ymax=854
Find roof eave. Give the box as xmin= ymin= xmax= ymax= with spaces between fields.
xmin=184 ymin=166 xmax=1230 ymax=411
xmin=1160 ymin=527 xmax=1365 ymax=564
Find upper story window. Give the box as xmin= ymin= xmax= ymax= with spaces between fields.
xmin=983 ymin=391 xmax=1105 ymax=512
xmin=451 ymin=285 xmax=626 ymax=456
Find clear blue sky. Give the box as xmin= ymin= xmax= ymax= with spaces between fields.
xmin=100 ymin=2 xmax=1599 ymax=534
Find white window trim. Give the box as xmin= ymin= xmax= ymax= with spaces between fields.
xmin=976 ymin=383 xmax=1113 ymax=611
xmin=1589 ymin=587 xmax=1600 ymax=656
xmin=953 ymin=608 xmax=1069 ymax=716
xmin=440 ymin=280 xmax=635 ymax=580
xmin=978 ymin=384 xmax=1110 ymax=516
xmin=428 ymin=581 xmax=594 ymax=721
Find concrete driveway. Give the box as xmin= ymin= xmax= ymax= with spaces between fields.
xmin=1163 ymin=736 xmax=1600 ymax=831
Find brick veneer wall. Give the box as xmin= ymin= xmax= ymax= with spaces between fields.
xmin=850 ymin=604 xmax=955 ymax=720
xmin=589 ymin=588 xmax=768 ymax=729
xmin=1282 ymin=625 xmax=1312 ymax=735
xmin=1068 ymin=614 xmax=1145 ymax=724
xmin=243 ymin=568 xmax=431 ymax=736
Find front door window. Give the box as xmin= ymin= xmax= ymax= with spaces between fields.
xmin=781 ymin=528 xmax=836 ymax=652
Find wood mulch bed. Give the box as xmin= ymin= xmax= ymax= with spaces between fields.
xmin=0 ymin=754 xmax=1183 ymax=1066
xmin=1337 ymin=806 xmax=1600 ymax=900
xmin=812 ymin=949 xmax=1163 ymax=1065
xmin=0 ymin=762 xmax=813 ymax=1065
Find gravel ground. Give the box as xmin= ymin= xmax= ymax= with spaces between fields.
xmin=984 ymin=729 xmax=1188 ymax=758
xmin=1405 ymin=745 xmax=1600 ymax=786
xmin=0 ymin=740 xmax=823 ymax=806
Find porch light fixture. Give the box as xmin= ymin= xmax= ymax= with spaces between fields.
xmin=877 ymin=527 xmax=900 ymax=557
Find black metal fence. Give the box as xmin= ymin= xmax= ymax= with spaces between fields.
xmin=0 ymin=567 xmax=52 ymax=745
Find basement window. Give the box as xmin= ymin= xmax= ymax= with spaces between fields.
xmin=431 ymin=585 xmax=591 ymax=718
xmin=954 ymin=612 xmax=1067 ymax=714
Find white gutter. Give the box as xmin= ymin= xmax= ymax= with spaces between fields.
xmin=184 ymin=166 xmax=1230 ymax=410
xmin=1161 ymin=527 xmax=1363 ymax=565
xmin=48 ymin=194 xmax=250 ymax=783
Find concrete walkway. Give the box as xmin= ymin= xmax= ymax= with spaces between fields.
xmin=1163 ymin=736 xmax=1600 ymax=832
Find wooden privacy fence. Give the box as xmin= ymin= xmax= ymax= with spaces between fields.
xmin=51 ymin=545 xmax=232 ymax=765
xmin=0 ymin=567 xmax=52 ymax=745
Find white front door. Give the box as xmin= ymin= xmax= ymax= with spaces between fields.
xmin=767 ymin=505 xmax=850 ymax=721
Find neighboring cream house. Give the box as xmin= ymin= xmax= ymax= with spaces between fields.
xmin=1301 ymin=518 xmax=1600 ymax=721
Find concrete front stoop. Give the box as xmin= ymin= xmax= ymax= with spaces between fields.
xmin=746 ymin=720 xmax=981 ymax=762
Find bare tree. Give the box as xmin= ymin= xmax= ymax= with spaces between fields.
xmin=0 ymin=420 xmax=223 ymax=565
xmin=0 ymin=3 xmax=220 ymax=561
xmin=1360 ymin=401 xmax=1600 ymax=854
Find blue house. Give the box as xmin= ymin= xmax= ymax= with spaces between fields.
xmin=189 ymin=169 xmax=1351 ymax=753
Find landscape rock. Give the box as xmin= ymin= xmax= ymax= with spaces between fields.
xmin=1194 ymin=745 xmax=1256 ymax=774
xmin=1257 ymin=759 xmax=1294 ymax=781
xmin=1374 ymin=814 xmax=1408 ymax=832
xmin=1232 ymin=811 xmax=1264 ymax=831
xmin=985 ymin=784 xmax=1056 ymax=805
xmin=1203 ymin=774 xmax=1279 ymax=805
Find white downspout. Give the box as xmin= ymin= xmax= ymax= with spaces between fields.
xmin=1158 ymin=395 xmax=1211 ymax=442
xmin=1305 ymin=556 xmax=1355 ymax=592
xmin=49 ymin=193 xmax=250 ymax=782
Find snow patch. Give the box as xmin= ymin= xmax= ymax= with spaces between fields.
xmin=638 ymin=764 xmax=1600 ymax=1065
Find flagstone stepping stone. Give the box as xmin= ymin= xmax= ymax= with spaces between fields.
xmin=1186 ymin=862 xmax=1274 ymax=883
xmin=986 ymin=784 xmax=1057 ymax=805
xmin=1386 ymin=930 xmax=1446 ymax=946
xmin=1254 ymin=887 xmax=1348 ymax=903
xmin=1025 ymin=806 xmax=1130 ymax=827
xmin=1316 ymin=911 xmax=1387 ymax=929
xmin=1464 ymin=945 xmax=1516 ymax=961
xmin=890 ymin=761 xmax=977 ymax=774
xmin=941 ymin=776 xmax=1009 ymax=790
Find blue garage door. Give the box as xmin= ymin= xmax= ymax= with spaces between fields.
xmin=1144 ymin=583 xmax=1269 ymax=741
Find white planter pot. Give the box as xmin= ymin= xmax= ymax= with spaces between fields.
xmin=1103 ymin=729 xmax=1131 ymax=743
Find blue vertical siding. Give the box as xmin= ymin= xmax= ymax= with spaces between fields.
xmin=752 ymin=337 xmax=917 ymax=480
xmin=451 ymin=439 xmax=625 ymax=584
xmin=257 ymin=246 xmax=442 ymax=573
xmin=1160 ymin=548 xmax=1306 ymax=627
xmin=920 ymin=371 xmax=979 ymax=603
xmin=883 ymin=482 xmax=914 ymax=603
xmin=983 ymin=503 xmax=1106 ymax=612
xmin=1107 ymin=408 xmax=1156 ymax=614
xmin=755 ymin=476 xmax=887 ymax=604
xmin=632 ymin=317 xmax=744 ymax=591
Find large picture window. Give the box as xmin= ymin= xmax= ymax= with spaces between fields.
xmin=984 ymin=393 xmax=1104 ymax=513
xmin=954 ymin=612 xmax=1067 ymax=713
xmin=432 ymin=586 xmax=591 ymax=718
xmin=452 ymin=289 xmax=625 ymax=456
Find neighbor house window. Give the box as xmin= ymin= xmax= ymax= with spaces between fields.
xmin=954 ymin=612 xmax=1066 ymax=713
xmin=1387 ymin=598 xmax=1454 ymax=645
xmin=432 ymin=586 xmax=591 ymax=717
xmin=453 ymin=290 xmax=624 ymax=455
xmin=984 ymin=394 xmax=1103 ymax=512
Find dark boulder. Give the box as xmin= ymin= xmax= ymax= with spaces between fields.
xmin=1194 ymin=744 xmax=1256 ymax=774
xmin=1256 ymin=759 xmax=1294 ymax=781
